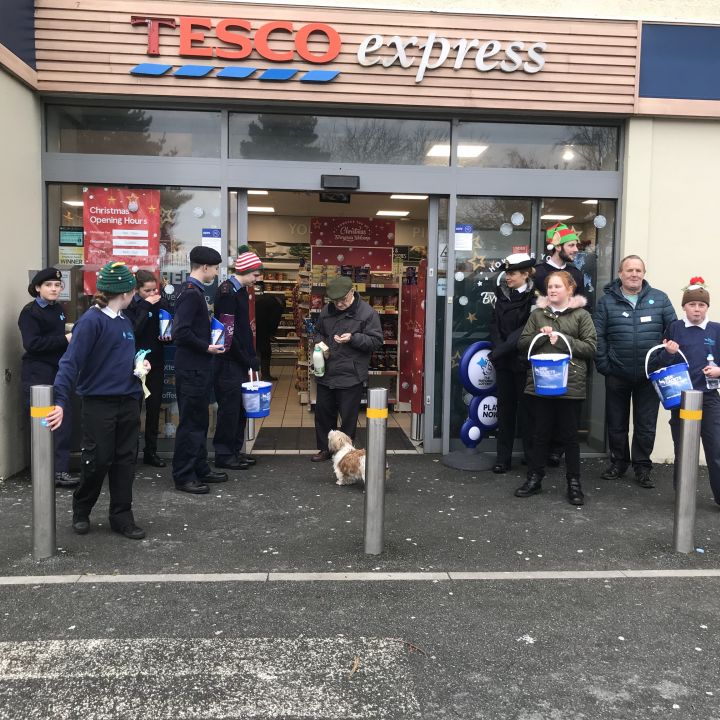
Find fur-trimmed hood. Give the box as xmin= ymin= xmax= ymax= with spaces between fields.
xmin=534 ymin=294 xmax=588 ymax=310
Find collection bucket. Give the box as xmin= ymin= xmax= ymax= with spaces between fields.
xmin=241 ymin=371 xmax=272 ymax=418
xmin=158 ymin=309 xmax=173 ymax=339
xmin=645 ymin=344 xmax=693 ymax=410
xmin=210 ymin=317 xmax=225 ymax=346
xmin=527 ymin=332 xmax=572 ymax=397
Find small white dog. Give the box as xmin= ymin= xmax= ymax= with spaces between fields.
xmin=327 ymin=430 xmax=365 ymax=486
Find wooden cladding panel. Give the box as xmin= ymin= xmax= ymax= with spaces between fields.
xmin=35 ymin=0 xmax=639 ymax=114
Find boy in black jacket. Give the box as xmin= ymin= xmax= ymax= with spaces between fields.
xmin=212 ymin=245 xmax=263 ymax=470
xmin=124 ymin=269 xmax=172 ymax=467
xmin=18 ymin=267 xmax=78 ymax=487
xmin=171 ymin=246 xmax=227 ymax=494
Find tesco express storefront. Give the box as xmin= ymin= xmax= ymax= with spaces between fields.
xmin=24 ymin=2 xmax=720 ymax=459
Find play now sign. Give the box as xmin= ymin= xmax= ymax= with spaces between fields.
xmin=0 ymin=637 xmax=420 ymax=719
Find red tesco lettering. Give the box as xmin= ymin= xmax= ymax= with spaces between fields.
xmin=177 ymin=17 xmax=342 ymax=64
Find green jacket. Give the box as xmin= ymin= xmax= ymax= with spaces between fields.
xmin=517 ymin=295 xmax=597 ymax=399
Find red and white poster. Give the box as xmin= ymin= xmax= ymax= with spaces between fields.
xmin=399 ymin=260 xmax=427 ymax=413
xmin=310 ymin=217 xmax=394 ymax=271
xmin=83 ymin=187 xmax=161 ymax=295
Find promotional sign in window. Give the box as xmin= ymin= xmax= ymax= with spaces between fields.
xmin=83 ymin=187 xmax=161 ymax=294
xmin=310 ymin=217 xmax=394 ymax=270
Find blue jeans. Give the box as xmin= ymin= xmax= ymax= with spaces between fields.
xmin=670 ymin=391 xmax=720 ymax=504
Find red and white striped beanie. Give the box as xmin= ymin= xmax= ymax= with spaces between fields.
xmin=234 ymin=245 xmax=263 ymax=275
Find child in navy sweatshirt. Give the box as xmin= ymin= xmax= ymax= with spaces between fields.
xmin=658 ymin=277 xmax=720 ymax=504
xmin=47 ymin=262 xmax=150 ymax=540
xmin=18 ymin=267 xmax=77 ymax=488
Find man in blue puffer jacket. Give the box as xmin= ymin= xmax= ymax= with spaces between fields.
xmin=594 ymin=255 xmax=676 ymax=487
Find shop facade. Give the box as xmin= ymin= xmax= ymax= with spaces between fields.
xmin=2 ymin=0 xmax=720 ymax=473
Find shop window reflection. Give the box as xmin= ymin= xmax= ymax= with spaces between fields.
xmin=46 ymin=106 xmax=222 ymax=158
xmin=456 ymin=122 xmax=619 ymax=171
xmin=230 ymin=113 xmax=451 ymax=166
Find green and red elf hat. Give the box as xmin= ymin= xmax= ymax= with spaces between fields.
xmin=546 ymin=223 xmax=579 ymax=252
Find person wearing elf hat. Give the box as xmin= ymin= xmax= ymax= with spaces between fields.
xmin=655 ymin=277 xmax=720 ymax=505
xmin=171 ymin=245 xmax=228 ymax=494
xmin=489 ymin=253 xmax=536 ymax=473
xmin=46 ymin=261 xmax=150 ymax=540
xmin=18 ymin=267 xmax=79 ymax=488
xmin=212 ymin=245 xmax=263 ymax=471
xmin=533 ymin=222 xmax=587 ymax=468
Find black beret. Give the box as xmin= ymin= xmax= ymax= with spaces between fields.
xmin=28 ymin=267 xmax=63 ymax=297
xmin=189 ymin=245 xmax=222 ymax=266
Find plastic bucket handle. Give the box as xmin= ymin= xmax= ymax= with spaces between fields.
xmin=527 ymin=332 xmax=572 ymax=360
xmin=644 ymin=344 xmax=690 ymax=379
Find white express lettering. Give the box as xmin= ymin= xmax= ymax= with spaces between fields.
xmin=357 ymin=34 xmax=547 ymax=82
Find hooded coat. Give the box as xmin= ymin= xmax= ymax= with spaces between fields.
xmin=517 ymin=295 xmax=597 ymax=399
xmin=489 ymin=276 xmax=535 ymax=373
xmin=593 ymin=278 xmax=676 ymax=382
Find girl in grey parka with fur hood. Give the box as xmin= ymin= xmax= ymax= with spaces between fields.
xmin=515 ymin=270 xmax=597 ymax=506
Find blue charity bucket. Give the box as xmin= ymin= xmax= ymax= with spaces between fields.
xmin=527 ymin=332 xmax=572 ymax=397
xmin=241 ymin=371 xmax=272 ymax=418
xmin=645 ymin=345 xmax=693 ymax=410
xmin=158 ymin=308 xmax=173 ymax=339
xmin=210 ymin=316 xmax=225 ymax=346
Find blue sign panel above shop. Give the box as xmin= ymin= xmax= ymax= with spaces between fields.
xmin=640 ymin=24 xmax=720 ymax=101
xmin=0 ymin=0 xmax=35 ymax=68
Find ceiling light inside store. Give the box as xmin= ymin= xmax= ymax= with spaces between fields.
xmin=63 ymin=200 xmax=84 ymax=207
xmin=540 ymin=214 xmax=574 ymax=221
xmin=426 ymin=144 xmax=488 ymax=158
xmin=377 ymin=210 xmax=410 ymax=217
xmin=390 ymin=194 xmax=428 ymax=200
xmin=582 ymin=199 xmax=599 ymax=205
xmin=248 ymin=206 xmax=275 ymax=213
xmin=248 ymin=190 xmax=269 ymax=195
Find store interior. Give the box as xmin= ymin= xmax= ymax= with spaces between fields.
xmin=242 ymin=190 xmax=429 ymax=453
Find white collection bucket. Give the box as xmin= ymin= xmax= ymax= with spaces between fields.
xmin=527 ymin=332 xmax=572 ymax=397
xmin=644 ymin=345 xmax=693 ymax=410
xmin=241 ymin=371 xmax=272 ymax=418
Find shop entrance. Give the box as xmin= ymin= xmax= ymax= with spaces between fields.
xmin=234 ymin=190 xmax=430 ymax=454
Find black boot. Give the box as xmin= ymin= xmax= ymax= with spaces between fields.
xmin=567 ymin=477 xmax=584 ymax=506
xmin=515 ymin=473 xmax=543 ymax=497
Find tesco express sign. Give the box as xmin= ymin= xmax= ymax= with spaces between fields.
xmin=132 ymin=16 xmax=547 ymax=83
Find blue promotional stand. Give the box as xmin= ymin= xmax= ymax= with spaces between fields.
xmin=442 ymin=341 xmax=499 ymax=471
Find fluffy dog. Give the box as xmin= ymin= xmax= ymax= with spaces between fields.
xmin=327 ymin=430 xmax=365 ymax=486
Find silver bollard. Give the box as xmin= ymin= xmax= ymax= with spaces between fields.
xmin=673 ymin=390 xmax=704 ymax=553
xmin=364 ymin=387 xmax=387 ymax=555
xmin=410 ymin=412 xmax=423 ymax=443
xmin=31 ymin=385 xmax=56 ymax=561
xmin=246 ymin=417 xmax=256 ymax=442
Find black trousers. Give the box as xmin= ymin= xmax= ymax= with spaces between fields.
xmin=605 ymin=374 xmax=660 ymax=474
xmin=256 ymin=333 xmax=272 ymax=377
xmin=495 ymin=367 xmax=533 ymax=466
xmin=213 ymin=360 xmax=248 ymax=460
xmin=529 ymin=396 xmax=583 ymax=479
xmin=139 ymin=364 xmax=164 ymax=455
xmin=315 ymin=383 xmax=364 ymax=452
xmin=73 ymin=395 xmax=139 ymax=529
xmin=172 ymin=368 xmax=213 ymax=487
xmin=23 ymin=374 xmax=73 ymax=474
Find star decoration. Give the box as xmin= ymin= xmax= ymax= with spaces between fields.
xmin=466 ymin=312 xmax=477 ymax=322
xmin=107 ymin=195 xmax=117 ymax=205
xmin=468 ymin=253 xmax=486 ymax=272
xmin=127 ymin=193 xmax=139 ymax=204
xmin=148 ymin=204 xmax=157 ymax=213
xmin=63 ymin=211 xmax=73 ymax=222
xmin=451 ymin=350 xmax=462 ymax=368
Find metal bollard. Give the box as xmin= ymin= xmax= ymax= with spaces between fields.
xmin=364 ymin=387 xmax=388 ymax=555
xmin=246 ymin=417 xmax=256 ymax=442
xmin=673 ymin=390 xmax=704 ymax=553
xmin=30 ymin=385 xmax=56 ymax=561
xmin=410 ymin=412 xmax=423 ymax=443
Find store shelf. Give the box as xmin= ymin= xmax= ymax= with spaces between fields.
xmin=368 ymin=370 xmax=398 ymax=376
